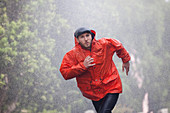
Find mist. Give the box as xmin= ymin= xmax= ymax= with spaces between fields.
xmin=0 ymin=0 xmax=169 ymax=113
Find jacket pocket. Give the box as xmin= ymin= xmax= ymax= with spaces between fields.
xmin=78 ymin=83 xmax=91 ymax=92
xmin=77 ymin=77 xmax=91 ymax=91
xmin=102 ymin=75 xmax=118 ymax=84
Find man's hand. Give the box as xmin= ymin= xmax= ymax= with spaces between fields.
xmin=83 ymin=56 xmax=96 ymax=68
xmin=122 ymin=61 xmax=130 ymax=76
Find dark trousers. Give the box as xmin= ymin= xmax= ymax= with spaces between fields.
xmin=92 ymin=93 xmax=119 ymax=113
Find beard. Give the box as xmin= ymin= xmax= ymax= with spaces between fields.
xmin=79 ymin=41 xmax=92 ymax=50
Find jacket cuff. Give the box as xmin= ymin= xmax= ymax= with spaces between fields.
xmin=122 ymin=54 xmax=131 ymax=63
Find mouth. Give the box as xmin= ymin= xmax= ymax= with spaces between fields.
xmin=85 ymin=42 xmax=90 ymax=45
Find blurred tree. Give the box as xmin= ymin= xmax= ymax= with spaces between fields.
xmin=1 ymin=0 xmax=57 ymax=112
xmin=1 ymin=0 xmax=88 ymax=112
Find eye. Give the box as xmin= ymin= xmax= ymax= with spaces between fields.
xmin=86 ymin=34 xmax=90 ymax=37
xmin=80 ymin=35 xmax=84 ymax=38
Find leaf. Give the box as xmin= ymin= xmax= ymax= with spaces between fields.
xmin=0 ymin=81 xmax=5 ymax=86
xmin=0 ymin=74 xmax=5 ymax=79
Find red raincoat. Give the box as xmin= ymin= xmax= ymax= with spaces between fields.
xmin=60 ymin=30 xmax=131 ymax=101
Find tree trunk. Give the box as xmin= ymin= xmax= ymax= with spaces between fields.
xmin=0 ymin=74 xmax=8 ymax=113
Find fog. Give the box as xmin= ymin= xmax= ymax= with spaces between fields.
xmin=0 ymin=0 xmax=169 ymax=113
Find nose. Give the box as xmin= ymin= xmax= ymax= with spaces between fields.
xmin=84 ymin=36 xmax=88 ymax=40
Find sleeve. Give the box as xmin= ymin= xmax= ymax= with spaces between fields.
xmin=106 ymin=38 xmax=131 ymax=63
xmin=59 ymin=51 xmax=87 ymax=80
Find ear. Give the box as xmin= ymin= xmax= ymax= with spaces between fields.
xmin=76 ymin=38 xmax=79 ymax=43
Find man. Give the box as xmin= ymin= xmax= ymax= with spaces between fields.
xmin=60 ymin=27 xmax=130 ymax=113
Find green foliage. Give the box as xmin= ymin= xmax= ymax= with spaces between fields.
xmin=0 ymin=74 xmax=6 ymax=87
